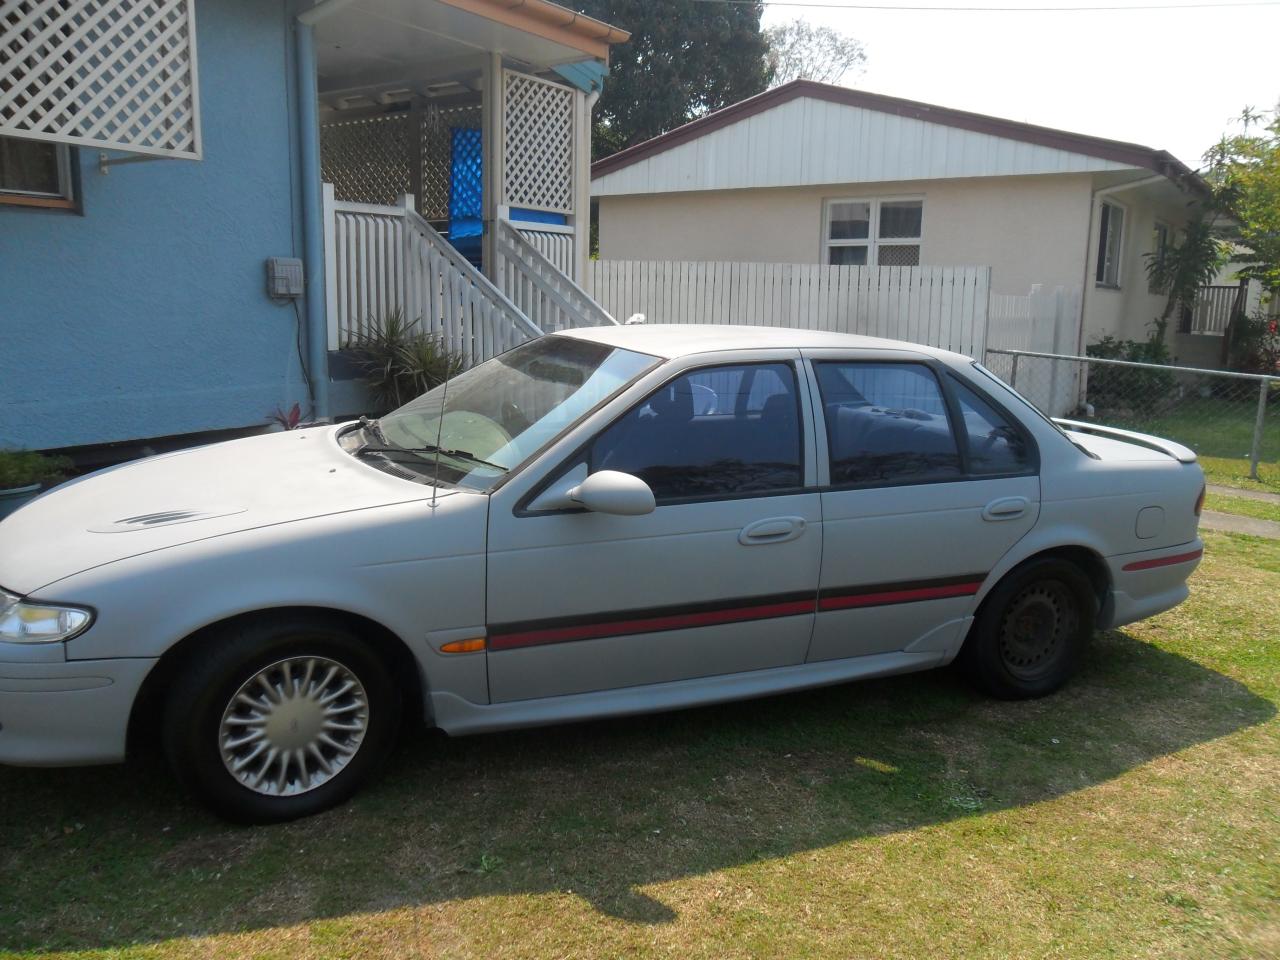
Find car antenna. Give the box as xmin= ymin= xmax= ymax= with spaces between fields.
xmin=429 ymin=362 xmax=451 ymax=509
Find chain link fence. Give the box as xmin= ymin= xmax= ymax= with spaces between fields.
xmin=984 ymin=349 xmax=1280 ymax=481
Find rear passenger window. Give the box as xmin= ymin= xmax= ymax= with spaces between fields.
xmin=590 ymin=363 xmax=803 ymax=501
xmin=814 ymin=362 xmax=961 ymax=486
xmin=949 ymin=377 xmax=1032 ymax=475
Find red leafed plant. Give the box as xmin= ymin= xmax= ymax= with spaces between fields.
xmin=267 ymin=403 xmax=302 ymax=430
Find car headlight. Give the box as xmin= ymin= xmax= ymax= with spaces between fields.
xmin=0 ymin=589 xmax=94 ymax=643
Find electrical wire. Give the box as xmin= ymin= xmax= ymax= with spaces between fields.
xmin=686 ymin=0 xmax=1279 ymax=10
xmin=290 ymin=297 xmax=317 ymax=420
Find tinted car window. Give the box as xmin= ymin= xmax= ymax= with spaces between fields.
xmin=591 ymin=363 xmax=803 ymax=501
xmin=949 ymin=376 xmax=1032 ymax=475
xmin=814 ymin=362 xmax=961 ymax=485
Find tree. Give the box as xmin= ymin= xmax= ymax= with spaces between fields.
xmin=1143 ymin=217 xmax=1229 ymax=332
xmin=574 ymin=0 xmax=772 ymax=160
xmin=765 ymin=19 xmax=867 ymax=87
xmin=1204 ymin=104 xmax=1280 ymax=292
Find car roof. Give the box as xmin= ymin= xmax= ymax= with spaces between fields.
xmin=555 ymin=324 xmax=966 ymax=362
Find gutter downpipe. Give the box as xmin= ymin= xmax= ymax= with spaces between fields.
xmin=1074 ymin=173 xmax=1170 ymax=358
xmin=294 ymin=0 xmax=359 ymax=419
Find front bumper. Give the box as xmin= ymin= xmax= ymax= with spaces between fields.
xmin=0 ymin=653 xmax=156 ymax=766
xmin=1101 ymin=537 xmax=1204 ymax=630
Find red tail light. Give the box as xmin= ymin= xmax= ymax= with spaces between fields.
xmin=1194 ymin=485 xmax=1206 ymax=516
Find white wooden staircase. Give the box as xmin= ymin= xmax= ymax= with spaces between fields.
xmin=323 ymin=186 xmax=617 ymax=365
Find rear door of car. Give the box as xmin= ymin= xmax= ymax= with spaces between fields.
xmin=802 ymin=350 xmax=1040 ymax=663
xmin=484 ymin=349 xmax=824 ymax=703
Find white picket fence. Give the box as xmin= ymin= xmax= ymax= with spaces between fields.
xmin=984 ymin=284 xmax=1081 ymax=416
xmin=586 ymin=261 xmax=992 ymax=356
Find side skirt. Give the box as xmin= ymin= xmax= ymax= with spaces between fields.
xmin=430 ymin=649 xmax=947 ymax=736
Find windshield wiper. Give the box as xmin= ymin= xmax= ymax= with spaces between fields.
xmin=355 ymin=443 xmax=438 ymax=468
xmin=356 ymin=443 xmax=508 ymax=473
xmin=359 ymin=416 xmax=389 ymax=445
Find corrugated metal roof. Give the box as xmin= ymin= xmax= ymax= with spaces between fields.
xmin=592 ymin=80 xmax=1204 ymax=198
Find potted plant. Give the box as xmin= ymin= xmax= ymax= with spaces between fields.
xmin=0 ymin=450 xmax=72 ymax=519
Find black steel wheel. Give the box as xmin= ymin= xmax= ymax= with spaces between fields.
xmin=959 ymin=557 xmax=1096 ymax=699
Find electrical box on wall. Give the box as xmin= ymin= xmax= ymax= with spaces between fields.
xmin=265 ymin=257 xmax=304 ymax=299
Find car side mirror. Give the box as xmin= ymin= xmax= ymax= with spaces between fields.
xmin=568 ymin=471 xmax=656 ymax=516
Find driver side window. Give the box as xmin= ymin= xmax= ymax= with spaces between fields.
xmin=589 ymin=362 xmax=804 ymax=502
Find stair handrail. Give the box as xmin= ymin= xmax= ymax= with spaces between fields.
xmin=497 ymin=219 xmax=619 ymax=328
xmin=404 ymin=209 xmax=544 ymax=341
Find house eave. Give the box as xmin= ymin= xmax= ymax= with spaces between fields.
xmin=591 ymin=80 xmax=1209 ymax=197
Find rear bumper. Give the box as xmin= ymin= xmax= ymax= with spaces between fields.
xmin=0 ymin=656 xmax=155 ymax=766
xmin=1101 ymin=538 xmax=1204 ymax=630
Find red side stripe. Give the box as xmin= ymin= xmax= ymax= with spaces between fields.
xmin=489 ymin=598 xmax=816 ymax=651
xmin=1121 ymin=548 xmax=1203 ymax=572
xmin=818 ymin=580 xmax=981 ymax=612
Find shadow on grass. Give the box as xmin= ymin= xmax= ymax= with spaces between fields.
xmin=0 ymin=629 xmax=1273 ymax=950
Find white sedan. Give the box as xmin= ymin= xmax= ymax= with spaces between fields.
xmin=0 ymin=326 xmax=1205 ymax=822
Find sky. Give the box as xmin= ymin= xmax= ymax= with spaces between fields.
xmin=760 ymin=0 xmax=1280 ymax=170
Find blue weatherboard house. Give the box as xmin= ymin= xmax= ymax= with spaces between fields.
xmin=1 ymin=0 xmax=626 ymax=454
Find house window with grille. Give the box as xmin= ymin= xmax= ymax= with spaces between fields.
xmin=1095 ymin=200 xmax=1125 ymax=288
xmin=823 ymin=198 xmax=923 ymax=267
xmin=0 ymin=136 xmax=75 ymax=209
xmin=1148 ymin=221 xmax=1170 ymax=294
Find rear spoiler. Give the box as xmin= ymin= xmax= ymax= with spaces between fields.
xmin=1053 ymin=419 xmax=1198 ymax=464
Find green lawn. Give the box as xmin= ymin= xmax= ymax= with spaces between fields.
xmin=1205 ymin=491 xmax=1280 ymax=524
xmin=1 ymin=533 xmax=1277 ymax=959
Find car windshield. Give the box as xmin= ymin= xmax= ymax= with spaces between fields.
xmin=372 ymin=336 xmax=658 ymax=491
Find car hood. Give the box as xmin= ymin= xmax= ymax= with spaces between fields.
xmin=0 ymin=426 xmax=451 ymax=595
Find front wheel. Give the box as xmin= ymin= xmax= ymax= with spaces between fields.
xmin=162 ymin=615 xmax=401 ymax=823
xmin=959 ymin=558 xmax=1096 ymax=700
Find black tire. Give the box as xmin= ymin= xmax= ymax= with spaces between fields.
xmin=162 ymin=614 xmax=401 ymax=824
xmin=959 ymin=557 xmax=1096 ymax=700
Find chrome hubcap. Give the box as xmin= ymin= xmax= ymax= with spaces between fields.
xmin=219 ymin=656 xmax=369 ymax=797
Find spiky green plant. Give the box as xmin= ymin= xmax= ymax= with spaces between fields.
xmin=346 ymin=309 xmax=463 ymax=412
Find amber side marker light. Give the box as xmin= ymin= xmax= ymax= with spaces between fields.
xmin=1194 ymin=484 xmax=1206 ymax=516
xmin=440 ymin=638 xmax=486 ymax=654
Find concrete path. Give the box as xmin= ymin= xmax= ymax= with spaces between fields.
xmin=1207 ymin=483 xmax=1280 ymax=505
xmin=1200 ymin=510 xmax=1280 ymax=539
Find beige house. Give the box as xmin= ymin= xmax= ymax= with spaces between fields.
xmin=591 ymin=81 xmax=1213 ymax=361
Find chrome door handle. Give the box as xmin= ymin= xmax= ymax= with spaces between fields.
xmin=983 ymin=496 xmax=1029 ymax=521
xmin=739 ymin=516 xmax=806 ymax=545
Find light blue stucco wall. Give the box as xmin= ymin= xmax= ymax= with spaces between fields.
xmin=0 ymin=0 xmax=309 ymax=450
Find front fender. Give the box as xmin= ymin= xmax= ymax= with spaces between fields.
xmin=41 ymin=496 xmax=490 ymax=705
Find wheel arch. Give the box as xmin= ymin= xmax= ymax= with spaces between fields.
xmin=967 ymin=542 xmax=1112 ymax=642
xmin=127 ymin=606 xmax=425 ymax=758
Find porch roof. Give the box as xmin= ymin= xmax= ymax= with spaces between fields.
xmin=313 ymin=0 xmax=628 ymax=104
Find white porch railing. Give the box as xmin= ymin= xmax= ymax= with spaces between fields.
xmin=1186 ymin=284 xmax=1243 ymax=336
xmin=322 ymin=186 xmax=540 ymax=364
xmin=497 ymin=219 xmax=618 ymax=332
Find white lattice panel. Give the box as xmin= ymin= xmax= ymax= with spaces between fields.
xmin=503 ymin=70 xmax=573 ymax=214
xmin=0 ymin=0 xmax=201 ymax=159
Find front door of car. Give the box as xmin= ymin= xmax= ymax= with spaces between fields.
xmin=803 ymin=353 xmax=1040 ymax=663
xmin=484 ymin=354 xmax=822 ymax=704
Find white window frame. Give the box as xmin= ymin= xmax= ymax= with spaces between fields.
xmin=0 ymin=136 xmax=75 ymax=210
xmin=1095 ymin=199 xmax=1126 ymax=289
xmin=822 ymin=196 xmax=924 ymax=267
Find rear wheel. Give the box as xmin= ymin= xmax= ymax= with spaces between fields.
xmin=960 ymin=558 xmax=1096 ymax=699
xmin=162 ymin=615 xmax=400 ymax=823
